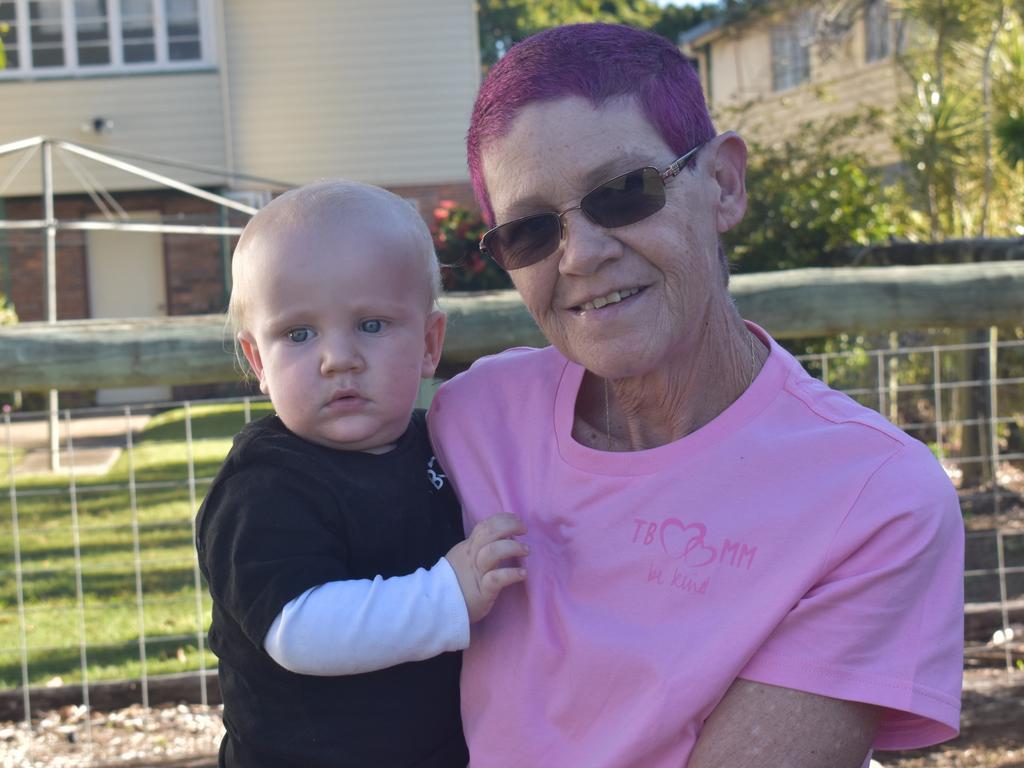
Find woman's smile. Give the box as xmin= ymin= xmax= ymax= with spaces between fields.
xmin=572 ymin=285 xmax=645 ymax=314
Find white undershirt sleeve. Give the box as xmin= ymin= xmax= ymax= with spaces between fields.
xmin=263 ymin=556 xmax=470 ymax=676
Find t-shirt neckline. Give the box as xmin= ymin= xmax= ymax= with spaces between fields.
xmin=553 ymin=322 xmax=787 ymax=475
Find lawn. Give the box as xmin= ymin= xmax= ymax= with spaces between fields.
xmin=0 ymin=444 xmax=24 ymax=483
xmin=0 ymin=402 xmax=273 ymax=689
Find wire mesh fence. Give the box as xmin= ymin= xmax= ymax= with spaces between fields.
xmin=0 ymin=396 xmax=272 ymax=723
xmin=0 ymin=330 xmax=1022 ymax=736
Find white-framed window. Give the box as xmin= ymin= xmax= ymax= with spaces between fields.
xmin=771 ymin=11 xmax=813 ymax=92
xmin=0 ymin=0 xmax=213 ymax=79
xmin=864 ymin=0 xmax=891 ymax=62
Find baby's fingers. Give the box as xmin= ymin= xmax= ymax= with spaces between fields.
xmin=480 ymin=565 xmax=527 ymax=597
xmin=475 ymin=538 xmax=529 ymax=574
xmin=470 ymin=513 xmax=527 ymax=545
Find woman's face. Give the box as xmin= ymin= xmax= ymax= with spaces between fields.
xmin=480 ymin=96 xmax=734 ymax=380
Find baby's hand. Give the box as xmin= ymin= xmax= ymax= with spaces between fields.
xmin=446 ymin=513 xmax=528 ymax=623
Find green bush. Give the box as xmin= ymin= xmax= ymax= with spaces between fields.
xmin=0 ymin=293 xmax=18 ymax=411
xmin=0 ymin=293 xmax=14 ymax=326
xmin=430 ymin=200 xmax=512 ymax=292
xmin=724 ymin=112 xmax=900 ymax=274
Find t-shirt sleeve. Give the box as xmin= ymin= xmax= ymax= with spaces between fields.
xmin=738 ymin=441 xmax=965 ymax=750
xmin=199 ymin=464 xmax=351 ymax=648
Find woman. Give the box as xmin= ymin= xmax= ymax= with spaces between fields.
xmin=428 ymin=23 xmax=964 ymax=768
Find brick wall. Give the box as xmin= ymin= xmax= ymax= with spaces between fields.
xmin=1 ymin=181 xmax=476 ymax=324
xmin=1 ymin=190 xmax=231 ymax=322
xmin=387 ymin=181 xmax=477 ymax=222
xmin=1 ymin=180 xmax=478 ymax=405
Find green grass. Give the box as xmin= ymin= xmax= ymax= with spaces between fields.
xmin=0 ymin=446 xmax=23 ymax=482
xmin=0 ymin=402 xmax=273 ymax=688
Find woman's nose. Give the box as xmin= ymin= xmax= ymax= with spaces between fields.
xmin=556 ymin=209 xmax=622 ymax=276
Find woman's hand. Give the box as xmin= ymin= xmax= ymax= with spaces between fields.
xmin=446 ymin=513 xmax=528 ymax=622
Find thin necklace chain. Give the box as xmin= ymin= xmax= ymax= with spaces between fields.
xmin=603 ymin=331 xmax=760 ymax=451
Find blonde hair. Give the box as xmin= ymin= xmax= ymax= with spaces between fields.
xmin=227 ymin=179 xmax=441 ymax=337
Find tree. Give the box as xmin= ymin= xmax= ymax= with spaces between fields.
xmin=891 ymin=0 xmax=1024 ymax=240
xmin=991 ymin=10 xmax=1024 ymax=168
xmin=649 ymin=3 xmax=723 ymax=44
xmin=477 ymin=0 xmax=719 ymax=68
xmin=710 ymin=1 xmax=1022 ymax=492
xmin=886 ymin=0 xmax=1024 ymax=487
xmin=724 ymin=112 xmax=899 ymax=274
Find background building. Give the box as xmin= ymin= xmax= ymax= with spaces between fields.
xmin=0 ymin=0 xmax=480 ymax=338
xmin=680 ymin=0 xmax=902 ymax=159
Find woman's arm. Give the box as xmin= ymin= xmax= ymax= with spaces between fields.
xmin=688 ymin=679 xmax=882 ymax=768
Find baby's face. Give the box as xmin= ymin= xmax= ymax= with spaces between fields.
xmin=238 ymin=216 xmax=443 ymax=453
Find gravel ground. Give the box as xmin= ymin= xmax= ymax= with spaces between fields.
xmin=0 ymin=703 xmax=222 ymax=768
xmin=875 ymin=667 xmax=1024 ymax=768
xmin=1 ymin=668 xmax=1021 ymax=768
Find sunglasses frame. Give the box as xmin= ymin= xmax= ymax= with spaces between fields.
xmin=479 ymin=141 xmax=707 ymax=271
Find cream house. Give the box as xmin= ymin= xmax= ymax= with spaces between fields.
xmin=680 ymin=0 xmax=904 ymax=160
xmin=0 ymin=0 xmax=480 ymax=339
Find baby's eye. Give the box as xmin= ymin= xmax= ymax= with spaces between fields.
xmin=359 ymin=319 xmax=386 ymax=334
xmin=286 ymin=327 xmax=315 ymax=343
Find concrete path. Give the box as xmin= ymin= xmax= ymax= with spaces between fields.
xmin=2 ymin=413 xmax=151 ymax=477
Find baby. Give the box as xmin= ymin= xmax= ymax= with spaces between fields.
xmin=196 ymin=180 xmax=527 ymax=768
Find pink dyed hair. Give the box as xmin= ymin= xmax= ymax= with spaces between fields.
xmin=467 ymin=23 xmax=716 ymax=225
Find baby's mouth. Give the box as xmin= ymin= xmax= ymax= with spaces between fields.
xmin=326 ymin=390 xmax=362 ymax=406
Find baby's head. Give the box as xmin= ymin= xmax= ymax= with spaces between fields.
xmin=229 ymin=180 xmax=446 ymax=454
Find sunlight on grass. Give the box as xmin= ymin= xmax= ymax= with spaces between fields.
xmin=0 ymin=401 xmax=273 ymax=688
xmin=0 ymin=447 xmax=24 ymax=481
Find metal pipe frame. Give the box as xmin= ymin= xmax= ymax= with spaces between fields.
xmin=0 ymin=136 xmax=44 ymax=158
xmin=0 ymin=219 xmax=245 ymax=236
xmin=56 ymin=140 xmax=259 ymax=216
xmin=42 ymin=139 xmax=61 ymax=471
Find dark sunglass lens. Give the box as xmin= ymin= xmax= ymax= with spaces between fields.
xmin=582 ymin=167 xmax=666 ymax=228
xmin=483 ymin=214 xmax=561 ymax=270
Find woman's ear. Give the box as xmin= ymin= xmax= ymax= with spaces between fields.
xmin=238 ymin=331 xmax=270 ymax=395
xmin=709 ymin=131 xmax=748 ymax=235
xmin=421 ymin=310 xmax=447 ymax=379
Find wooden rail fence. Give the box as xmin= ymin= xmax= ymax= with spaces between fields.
xmin=1 ymin=260 xmax=1022 ymax=391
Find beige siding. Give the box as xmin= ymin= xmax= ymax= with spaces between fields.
xmin=702 ymin=16 xmax=902 ymax=161
xmin=0 ymin=73 xmax=227 ymax=196
xmin=223 ymin=0 xmax=479 ymax=187
xmin=710 ymin=28 xmax=773 ymax=104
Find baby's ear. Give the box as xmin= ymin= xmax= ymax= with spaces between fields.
xmin=421 ymin=311 xmax=447 ymax=378
xmin=238 ymin=332 xmax=270 ymax=395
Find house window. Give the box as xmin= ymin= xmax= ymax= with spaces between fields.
xmin=76 ymin=0 xmax=111 ymax=66
xmin=864 ymin=0 xmax=890 ymax=62
xmin=0 ymin=0 xmax=211 ymax=78
xmin=772 ymin=11 xmax=813 ymax=91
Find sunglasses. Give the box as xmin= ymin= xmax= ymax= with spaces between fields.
xmin=479 ymin=142 xmax=706 ymax=271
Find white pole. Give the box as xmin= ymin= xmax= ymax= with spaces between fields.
xmin=0 ymin=135 xmax=45 ymax=157
xmin=0 ymin=219 xmax=245 ymax=235
xmin=42 ymin=139 xmax=60 ymax=472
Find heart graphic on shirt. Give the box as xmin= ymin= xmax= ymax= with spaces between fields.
xmin=660 ymin=518 xmax=718 ymax=568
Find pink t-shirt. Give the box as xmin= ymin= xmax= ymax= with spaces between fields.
xmin=428 ymin=324 xmax=964 ymax=768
